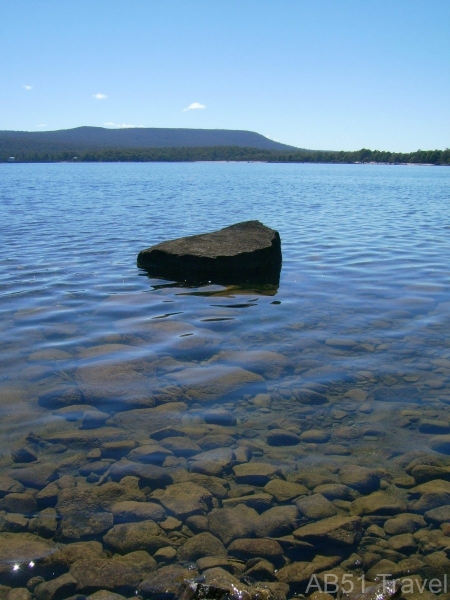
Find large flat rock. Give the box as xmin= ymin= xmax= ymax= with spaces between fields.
xmin=137 ymin=220 xmax=282 ymax=284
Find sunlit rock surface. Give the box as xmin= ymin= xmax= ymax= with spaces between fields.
xmin=137 ymin=220 xmax=282 ymax=284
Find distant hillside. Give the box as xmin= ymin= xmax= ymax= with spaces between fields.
xmin=1 ymin=127 xmax=447 ymax=165
xmin=0 ymin=126 xmax=299 ymax=155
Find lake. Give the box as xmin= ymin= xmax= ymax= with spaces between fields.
xmin=1 ymin=162 xmax=450 ymax=598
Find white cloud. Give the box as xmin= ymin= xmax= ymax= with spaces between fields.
xmin=38 ymin=124 xmax=47 ymax=127
xmin=23 ymin=85 xmax=32 ymax=91
xmin=93 ymin=93 xmax=108 ymax=100
xmin=103 ymin=122 xmax=144 ymax=128
xmin=183 ymin=102 xmax=206 ymax=112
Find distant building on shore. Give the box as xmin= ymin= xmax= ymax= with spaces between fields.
xmin=7 ymin=156 xmax=15 ymax=162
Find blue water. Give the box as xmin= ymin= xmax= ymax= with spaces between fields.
xmin=1 ymin=162 xmax=450 ymax=594
xmin=2 ymin=163 xmax=450 ymax=389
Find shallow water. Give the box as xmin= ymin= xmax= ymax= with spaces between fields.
xmin=1 ymin=163 xmax=450 ymax=598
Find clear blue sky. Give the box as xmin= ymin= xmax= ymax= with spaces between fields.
xmin=1 ymin=0 xmax=449 ymax=152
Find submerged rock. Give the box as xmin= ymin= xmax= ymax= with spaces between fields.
xmin=69 ymin=558 xmax=145 ymax=594
xmin=139 ymin=564 xmax=199 ymax=598
xmin=11 ymin=446 xmax=37 ymax=464
xmin=293 ymin=515 xmax=362 ymax=546
xmin=210 ymin=350 xmax=292 ymax=380
xmin=9 ymin=464 xmax=57 ymax=490
xmin=137 ymin=220 xmax=282 ymax=284
xmin=339 ymin=465 xmax=380 ymax=494
xmin=341 ymin=580 xmax=401 ymax=600
xmin=151 ymin=482 xmax=212 ymax=519
xmin=178 ymin=532 xmax=227 ymax=562
xmin=176 ymin=567 xmax=289 ymax=600
xmin=34 ymin=573 xmax=77 ymax=600
xmin=75 ymin=359 xmax=156 ymax=411
xmin=40 ymin=540 xmax=106 ymax=570
xmin=350 ymin=491 xmax=406 ymax=516
xmin=103 ymin=520 xmax=170 ymax=554
xmin=111 ymin=500 xmax=166 ymax=523
xmin=0 ymin=532 xmax=58 ymax=579
xmin=56 ymin=487 xmax=113 ymax=540
xmin=254 ymin=505 xmax=298 ymax=537
xmin=169 ymin=365 xmax=265 ymax=403
xmin=38 ymin=386 xmax=84 ymax=410
xmin=176 ymin=568 xmax=288 ymax=600
xmin=208 ymin=505 xmax=259 ymax=545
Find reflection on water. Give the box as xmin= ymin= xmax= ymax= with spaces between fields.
xmin=1 ymin=163 xmax=450 ymax=598
xmin=147 ymin=281 xmax=279 ymax=297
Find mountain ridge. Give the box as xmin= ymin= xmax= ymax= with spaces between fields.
xmin=0 ymin=126 xmax=300 ymax=154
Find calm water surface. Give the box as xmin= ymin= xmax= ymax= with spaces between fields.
xmin=1 ymin=163 xmax=450 ymax=597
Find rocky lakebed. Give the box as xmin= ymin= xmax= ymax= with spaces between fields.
xmin=1 ymin=307 xmax=450 ymax=600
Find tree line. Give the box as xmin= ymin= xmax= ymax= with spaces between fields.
xmin=1 ymin=146 xmax=449 ymax=165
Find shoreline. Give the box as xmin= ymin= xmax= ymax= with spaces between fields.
xmin=0 ymin=160 xmax=445 ymax=166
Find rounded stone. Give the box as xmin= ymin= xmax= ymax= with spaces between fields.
xmin=221 ymin=493 xmax=274 ymax=512
xmin=0 ymin=533 xmax=58 ymax=579
xmin=127 ymin=444 xmax=173 ymax=465
xmin=81 ymin=410 xmax=110 ymax=430
xmin=40 ymin=541 xmax=106 ymax=569
xmin=263 ymin=479 xmax=308 ymax=502
xmin=178 ymin=532 xmax=227 ymax=562
xmin=295 ymin=494 xmax=337 ymax=521
xmin=34 ymin=573 xmax=77 ymax=600
xmin=299 ymin=430 xmax=330 ymax=444
xmin=6 ymin=589 xmax=32 ymax=600
xmin=293 ymin=515 xmax=363 ymax=546
xmin=75 ymin=360 xmax=155 ymax=410
xmin=0 ymin=493 xmax=37 ymax=515
xmin=228 ymin=538 xmax=283 ymax=561
xmin=383 ymin=514 xmax=426 ymax=535
xmin=11 ymin=447 xmax=37 ymax=464
xmin=9 ymin=464 xmax=58 ymax=490
xmin=38 ymin=386 xmax=83 ymax=410
xmin=351 ymin=491 xmax=407 ymax=516
xmin=313 ymin=484 xmax=354 ymax=501
xmin=294 ymin=388 xmax=328 ymax=405
xmin=429 ymin=435 xmax=450 ymax=454
xmin=386 ymin=533 xmax=416 ymax=553
xmin=56 ymin=487 xmax=114 ymax=540
xmin=169 ymin=365 xmax=265 ymax=404
xmin=151 ymin=482 xmax=212 ymax=519
xmin=213 ymin=350 xmax=291 ymax=379
xmin=153 ymin=546 xmax=177 ymax=562
xmin=266 ymin=429 xmax=301 ymax=446
xmin=254 ymin=505 xmax=298 ymax=538
xmin=160 ymin=437 xmax=201 ymax=457
xmin=111 ymin=501 xmax=166 ymax=523
xmin=103 ymin=520 xmax=170 ymax=554
xmin=424 ymin=504 xmax=450 ymax=525
xmin=69 ymin=558 xmax=144 ymax=593
xmin=139 ymin=565 xmax=198 ymax=598
xmin=418 ymin=420 xmax=450 ymax=434
xmin=232 ymin=463 xmax=281 ymax=486
xmin=339 ymin=465 xmax=380 ymax=493
xmin=202 ymin=409 xmax=237 ymax=426
xmin=208 ymin=505 xmax=259 ymax=545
